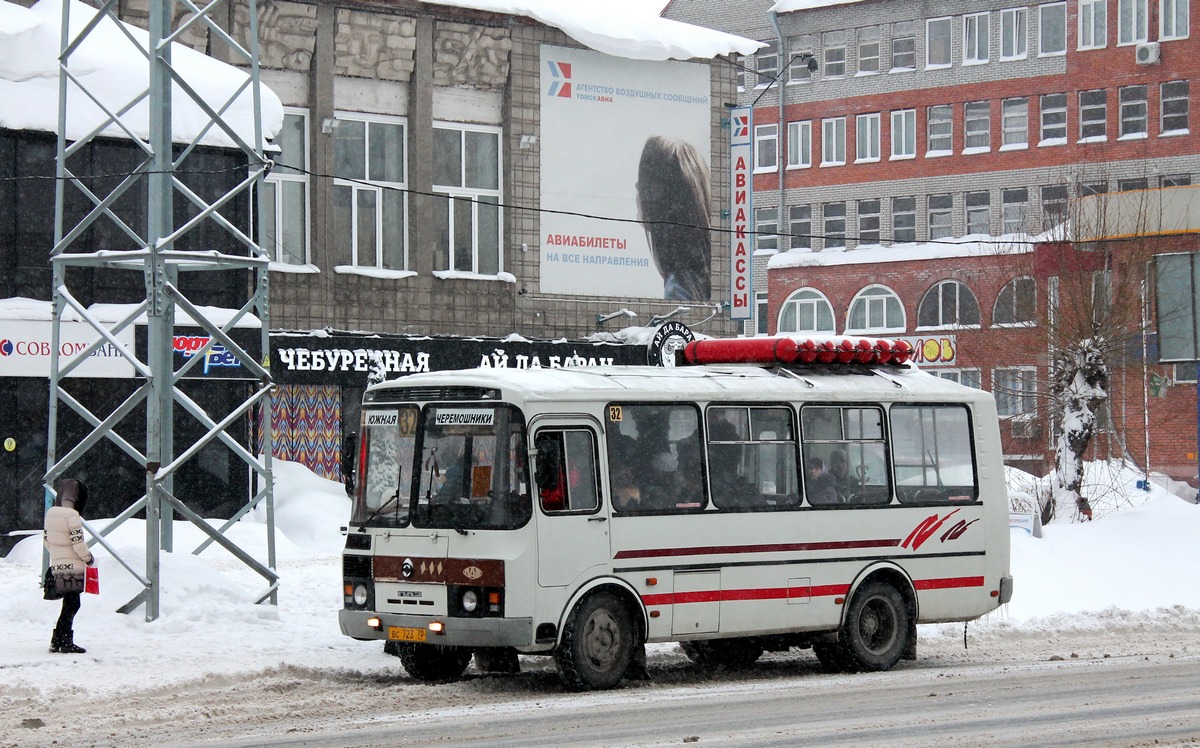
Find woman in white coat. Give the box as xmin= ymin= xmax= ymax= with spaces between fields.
xmin=44 ymin=478 xmax=94 ymax=654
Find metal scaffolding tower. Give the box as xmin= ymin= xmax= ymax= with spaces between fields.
xmin=48 ymin=0 xmax=276 ymax=621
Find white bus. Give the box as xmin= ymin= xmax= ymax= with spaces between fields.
xmin=338 ymin=336 xmax=1013 ymax=690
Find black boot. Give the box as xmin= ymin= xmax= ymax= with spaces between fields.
xmin=49 ymin=631 xmax=62 ymax=654
xmin=56 ymin=630 xmax=86 ymax=654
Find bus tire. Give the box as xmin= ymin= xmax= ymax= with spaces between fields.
xmin=556 ymin=592 xmax=633 ymax=691
xmin=394 ymin=643 xmax=473 ymax=682
xmin=839 ymin=580 xmax=910 ymax=672
xmin=680 ymin=639 xmax=763 ymax=669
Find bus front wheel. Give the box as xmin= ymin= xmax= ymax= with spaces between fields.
xmin=839 ymin=580 xmax=910 ymax=672
xmin=390 ymin=642 xmax=473 ymax=682
xmin=556 ymin=592 xmax=634 ymax=690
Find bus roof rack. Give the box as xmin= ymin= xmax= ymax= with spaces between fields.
xmin=682 ymin=337 xmax=913 ymax=368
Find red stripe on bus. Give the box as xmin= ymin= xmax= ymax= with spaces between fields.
xmin=913 ymin=576 xmax=985 ymax=590
xmin=614 ymin=539 xmax=901 ymax=560
xmin=640 ymin=577 xmax=982 ymax=607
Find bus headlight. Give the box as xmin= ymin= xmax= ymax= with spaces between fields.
xmin=353 ymin=584 xmax=369 ymax=606
xmin=461 ymin=589 xmax=479 ymax=613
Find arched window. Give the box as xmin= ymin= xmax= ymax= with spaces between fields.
xmin=778 ymin=288 xmax=836 ymax=334
xmin=917 ymin=280 xmax=980 ymax=328
xmin=846 ymin=285 xmax=905 ymax=334
xmin=993 ymin=276 xmax=1037 ymax=326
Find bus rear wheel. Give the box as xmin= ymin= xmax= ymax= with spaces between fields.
xmin=839 ymin=580 xmax=910 ymax=672
xmin=556 ymin=592 xmax=633 ymax=690
xmin=680 ymin=639 xmax=764 ymax=669
xmin=390 ymin=642 xmax=473 ymax=682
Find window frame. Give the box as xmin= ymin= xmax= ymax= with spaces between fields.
xmin=1119 ymin=85 xmax=1148 ymax=139
xmin=993 ymin=276 xmax=1037 ymax=326
xmin=606 ymin=403 xmax=707 ymax=516
xmin=1079 ymin=0 xmax=1107 ymax=49
xmin=823 ymin=30 xmax=848 ymax=77
xmin=1038 ymin=2 xmax=1068 ymax=55
xmin=993 ymin=366 xmax=1038 ymax=418
xmin=926 ymin=17 xmax=953 ymax=68
xmin=1079 ymin=89 xmax=1107 ymax=141
xmin=856 ymin=112 xmax=882 ymax=163
xmin=821 ymin=117 xmax=847 ymax=166
xmin=964 ymin=12 xmax=991 ymax=64
xmin=891 ymin=196 xmax=917 ymax=243
xmin=847 ymin=284 xmax=906 ymax=334
xmin=432 ymin=121 xmax=503 ymax=276
xmin=756 ymin=206 xmax=780 ymax=251
xmin=964 ymin=101 xmax=992 ymax=152
xmin=892 ymin=21 xmax=917 ymax=70
xmin=1160 ymin=80 xmax=1190 ymax=135
xmin=800 ymin=405 xmax=892 ymax=507
xmin=823 ymin=201 xmax=847 ymax=249
xmin=1001 ymin=7 xmax=1029 ymax=59
xmin=1117 ymin=0 xmax=1149 ymax=44
xmin=1162 ymin=0 xmax=1190 ymax=39
xmin=754 ymin=123 xmax=780 ymax=172
xmin=858 ymin=26 xmax=882 ymax=74
xmin=858 ymin=198 xmax=881 ymax=245
xmin=966 ymin=190 xmax=992 ymax=235
xmin=331 ymin=111 xmax=409 ymax=273
xmin=787 ymin=120 xmax=813 ymax=168
xmin=789 ymin=204 xmax=813 ymax=250
xmin=778 ymin=288 xmax=837 ymax=334
xmin=707 ymin=405 xmax=802 ymax=511
xmin=927 ymin=104 xmax=954 ymax=155
xmin=927 ymin=193 xmax=954 ymax=240
xmin=918 ymin=279 xmax=981 ymax=329
xmin=1002 ymin=187 xmax=1029 ymax=235
xmin=1039 ymin=92 xmax=1068 ymax=144
xmin=1001 ymin=97 xmax=1030 ymax=149
xmin=890 ymin=109 xmax=917 ymax=159
xmin=261 ymin=107 xmax=311 ymax=267
xmin=535 ymin=429 xmax=601 ymax=515
xmin=890 ymin=404 xmax=979 ymax=504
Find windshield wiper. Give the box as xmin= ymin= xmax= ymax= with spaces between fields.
xmin=356 ymin=489 xmax=404 ymax=532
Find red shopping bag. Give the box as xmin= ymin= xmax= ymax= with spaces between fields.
xmin=84 ymin=565 xmax=100 ymax=595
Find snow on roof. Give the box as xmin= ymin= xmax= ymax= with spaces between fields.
xmin=0 ymin=297 xmax=261 ymax=326
xmin=767 ymin=235 xmax=1037 ymax=270
xmin=770 ymin=0 xmax=868 ymax=12
xmin=421 ymin=0 xmax=764 ymax=60
xmin=0 ymin=0 xmax=282 ymax=147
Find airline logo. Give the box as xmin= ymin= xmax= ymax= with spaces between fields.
xmin=546 ymin=61 xmax=572 ymax=98
xmin=733 ymin=114 xmax=749 ymax=139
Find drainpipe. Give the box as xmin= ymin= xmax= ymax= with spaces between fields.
xmin=769 ymin=11 xmax=786 ymax=219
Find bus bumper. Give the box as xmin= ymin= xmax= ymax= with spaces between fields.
xmin=339 ymin=609 xmax=534 ymax=648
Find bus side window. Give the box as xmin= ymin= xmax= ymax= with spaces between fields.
xmin=801 ymin=405 xmax=891 ymax=507
xmin=707 ymin=405 xmax=800 ymax=510
xmin=891 ymin=404 xmax=978 ymax=503
xmin=535 ymin=430 xmax=599 ymax=513
xmin=607 ymin=403 xmax=705 ymax=513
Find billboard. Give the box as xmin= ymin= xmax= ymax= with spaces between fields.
xmin=539 ymin=46 xmax=712 ymax=300
xmin=0 ymin=320 xmax=135 ymax=378
xmin=728 ymin=105 xmax=752 ymax=320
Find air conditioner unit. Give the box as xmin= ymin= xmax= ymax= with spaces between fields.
xmin=1135 ymin=41 xmax=1160 ymax=65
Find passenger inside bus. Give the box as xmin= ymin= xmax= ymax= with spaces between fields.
xmin=805 ymin=455 xmax=837 ymax=505
xmin=829 ymin=448 xmax=853 ymax=502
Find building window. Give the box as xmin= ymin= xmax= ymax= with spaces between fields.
xmin=822 ymin=117 xmax=846 ymax=165
xmin=892 ymin=196 xmax=916 ymax=242
xmin=1039 ymin=2 xmax=1067 ymax=54
xmin=858 ymin=26 xmax=882 ymax=73
xmin=927 ymin=104 xmax=953 ymax=154
xmin=918 ymin=279 xmax=980 ymax=328
xmin=1162 ymin=0 xmax=1190 ymax=39
xmin=788 ymin=120 xmax=813 ymax=168
xmin=891 ymin=109 xmax=917 ymax=158
xmin=1079 ymin=89 xmax=1107 ymax=140
xmin=789 ymin=205 xmax=813 ymax=249
xmin=1119 ymin=85 xmax=1148 ymax=138
xmin=847 ymin=285 xmax=906 ymax=333
xmin=433 ymin=125 xmax=501 ymax=274
xmin=927 ymin=17 xmax=953 ymax=67
xmin=994 ymin=367 xmax=1038 ymax=417
xmin=994 ymin=276 xmax=1036 ymax=325
xmin=965 ymin=101 xmax=991 ymax=151
xmin=1001 ymin=7 xmax=1028 ymax=58
xmin=965 ymin=12 xmax=990 ymax=64
xmin=1080 ymin=181 xmax=1107 ymax=196
xmin=789 ymin=35 xmax=817 ymax=81
xmin=1002 ymin=98 xmax=1029 ymax=148
xmin=892 ymin=20 xmax=917 ymax=69
xmin=261 ymin=109 xmax=309 ymax=266
xmin=756 ymin=206 xmax=779 ymax=251
xmin=966 ymin=191 xmax=991 ymax=235
xmin=1162 ymin=174 xmax=1192 ymax=187
xmin=1040 ymin=92 xmax=1068 ymax=143
xmin=755 ymin=292 xmax=769 ymax=335
xmin=756 ymin=41 xmax=779 ymax=85
xmin=1161 ymin=80 xmax=1190 ymax=134
xmin=1079 ymin=0 xmax=1107 ymax=48
xmin=1117 ymin=177 xmax=1148 ymax=191
xmin=755 ymin=124 xmax=779 ymax=171
xmin=778 ymin=288 xmax=836 ymax=333
xmin=858 ymin=198 xmax=881 ymax=245
xmin=823 ymin=202 xmax=846 ymax=248
xmin=938 ymin=369 xmax=982 ymax=388
xmin=856 ymin=113 xmax=881 ymax=162
xmin=824 ymin=30 xmax=848 ymax=77
xmin=1041 ymin=184 xmax=1069 ymax=229
xmin=1002 ymin=187 xmax=1028 ymax=234
xmin=928 ymin=194 xmax=953 ymax=239
xmin=1118 ymin=0 xmax=1148 ymax=44
xmin=332 ymin=113 xmax=407 ymax=271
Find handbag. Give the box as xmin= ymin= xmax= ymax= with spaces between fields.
xmin=84 ymin=565 xmax=100 ymax=595
xmin=43 ymin=568 xmax=63 ymax=601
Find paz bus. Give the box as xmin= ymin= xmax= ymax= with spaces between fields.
xmin=338 ymin=336 xmax=1013 ymax=690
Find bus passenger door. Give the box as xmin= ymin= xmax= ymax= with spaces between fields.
xmin=531 ymin=421 xmax=609 ymax=588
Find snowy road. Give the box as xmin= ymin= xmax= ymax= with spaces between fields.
xmin=6 ymin=622 xmax=1200 ymax=747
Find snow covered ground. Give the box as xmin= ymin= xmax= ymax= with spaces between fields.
xmin=1 ymin=459 xmax=1199 ymax=743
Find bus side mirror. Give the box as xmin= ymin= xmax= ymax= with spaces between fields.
xmin=342 ymin=432 xmax=357 ymax=497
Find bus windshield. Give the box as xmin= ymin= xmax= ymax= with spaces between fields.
xmin=411 ymin=404 xmax=532 ymax=531
xmin=352 ymin=405 xmax=419 ymax=528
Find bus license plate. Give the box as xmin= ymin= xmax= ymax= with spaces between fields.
xmin=388 ymin=626 xmax=426 ymax=642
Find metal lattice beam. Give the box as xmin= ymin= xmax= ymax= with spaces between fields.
xmin=48 ymin=0 xmax=275 ymax=622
